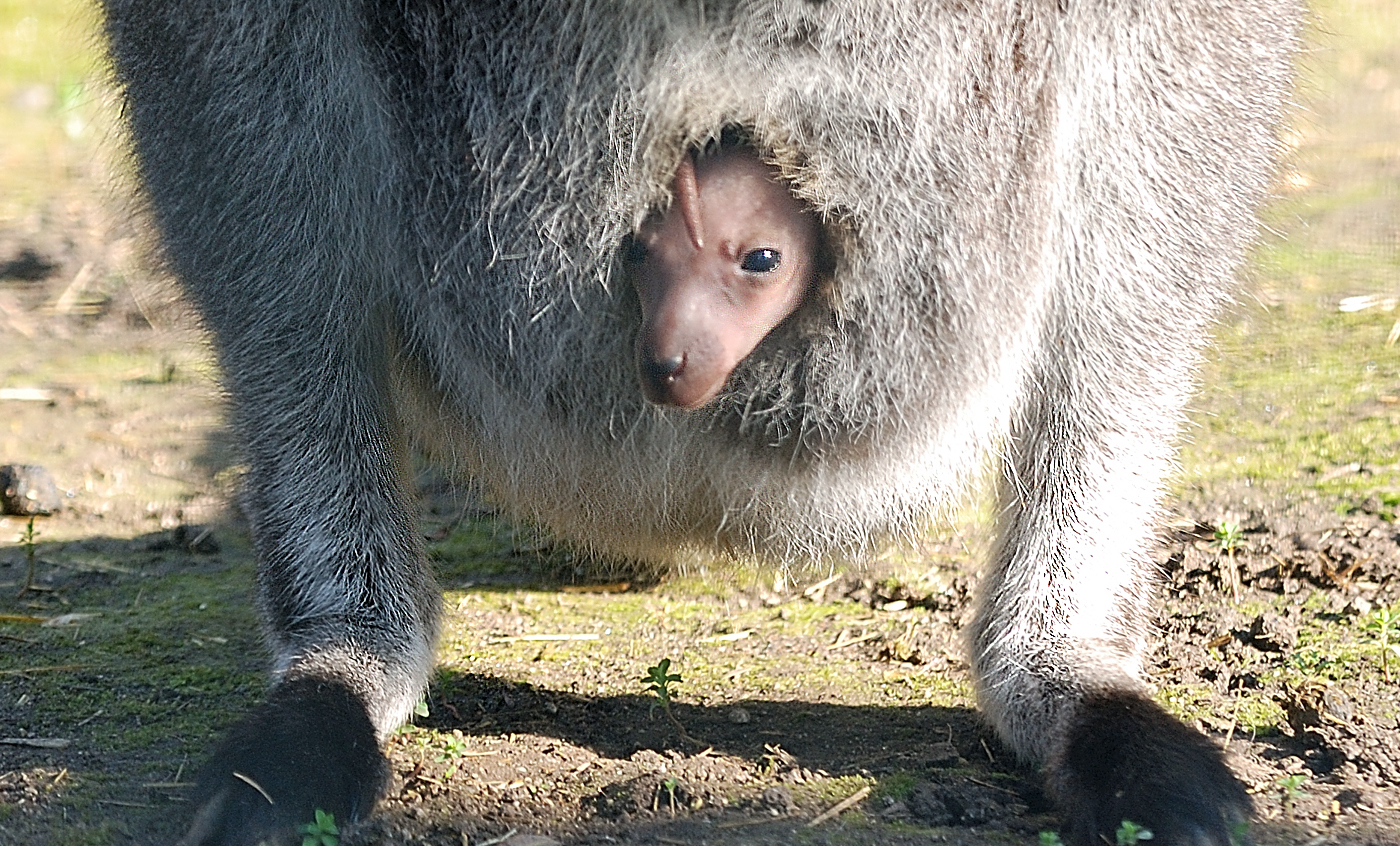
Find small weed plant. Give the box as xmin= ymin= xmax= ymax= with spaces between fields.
xmin=435 ymin=732 xmax=469 ymax=761
xmin=300 ymin=809 xmax=339 ymax=846
xmin=1213 ymin=520 xmax=1244 ymax=601
xmin=394 ymin=724 xmax=438 ymax=764
xmin=657 ymin=776 xmax=680 ymax=815
xmin=434 ymin=730 xmax=471 ymax=778
xmin=1037 ymin=820 xmax=1153 ymax=846
xmin=1363 ymin=605 xmax=1400 ymax=683
xmin=1278 ymin=772 xmax=1308 ymax=819
xmin=17 ymin=517 xmax=38 ymax=597
xmin=642 ymin=658 xmax=702 ymax=747
xmin=1213 ymin=520 xmax=1243 ymax=552
xmin=643 ymin=658 xmax=682 ymax=711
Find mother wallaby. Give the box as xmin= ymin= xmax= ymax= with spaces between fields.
xmin=100 ymin=2 xmax=1299 ymax=844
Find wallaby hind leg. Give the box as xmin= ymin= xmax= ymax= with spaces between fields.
xmin=178 ymin=330 xmax=441 ymax=846
xmin=104 ymin=5 xmax=441 ymax=843
xmin=973 ymin=334 xmax=1248 ymax=846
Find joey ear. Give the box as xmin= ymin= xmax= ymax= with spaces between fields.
xmin=673 ymin=154 xmax=705 ymax=251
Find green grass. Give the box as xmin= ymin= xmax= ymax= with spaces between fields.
xmin=0 ymin=0 xmax=110 ymax=218
xmin=1 ymin=562 xmax=263 ymax=749
xmin=1180 ymin=0 xmax=1400 ymax=500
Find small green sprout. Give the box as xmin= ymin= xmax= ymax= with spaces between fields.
xmin=641 ymin=658 xmax=702 ymax=747
xmin=1115 ymin=820 xmax=1154 ymax=845
xmin=1212 ymin=520 xmax=1243 ymax=552
xmin=1212 ymin=520 xmax=1244 ymax=600
xmin=435 ymin=732 xmax=469 ymax=761
xmin=300 ymin=809 xmax=339 ymax=846
xmin=17 ymin=517 xmax=38 ymax=597
xmin=1278 ymin=772 xmax=1307 ymax=819
xmin=660 ymin=776 xmax=679 ymax=815
xmin=643 ymin=658 xmax=682 ymax=711
xmin=433 ymin=730 xmax=471 ymax=778
xmin=1038 ymin=822 xmax=1152 ymax=846
xmin=1363 ymin=605 xmax=1400 ymax=683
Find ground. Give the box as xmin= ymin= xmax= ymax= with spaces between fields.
xmin=3 ymin=2 xmax=1400 ymax=845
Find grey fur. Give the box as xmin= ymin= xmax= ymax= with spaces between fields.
xmin=100 ymin=1 xmax=1300 ymax=844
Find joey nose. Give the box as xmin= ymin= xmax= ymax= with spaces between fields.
xmin=639 ymin=350 xmax=691 ymax=406
xmin=643 ymin=352 xmax=685 ymax=385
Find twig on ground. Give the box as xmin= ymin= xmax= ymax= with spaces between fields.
xmin=487 ymin=634 xmax=599 ymax=643
xmin=807 ymin=785 xmax=871 ymax=827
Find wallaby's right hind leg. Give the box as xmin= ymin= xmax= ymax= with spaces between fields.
xmin=104 ymin=6 xmax=441 ymax=843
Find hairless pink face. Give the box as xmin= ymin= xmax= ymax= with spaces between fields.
xmin=630 ymin=148 xmax=819 ymax=408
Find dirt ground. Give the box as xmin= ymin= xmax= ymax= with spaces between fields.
xmin=358 ymin=491 xmax=1400 ymax=846
xmin=4 ymin=2 xmax=1400 ymax=846
xmin=4 ymin=412 xmax=1400 ymax=846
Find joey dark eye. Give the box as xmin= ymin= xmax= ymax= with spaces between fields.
xmin=622 ymin=237 xmax=648 ymax=264
xmin=740 ymin=248 xmax=781 ymax=273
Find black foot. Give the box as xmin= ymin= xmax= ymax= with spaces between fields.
xmin=178 ymin=677 xmax=388 ymax=846
xmin=1048 ymin=690 xmax=1251 ymax=846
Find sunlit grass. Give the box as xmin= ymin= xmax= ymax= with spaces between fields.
xmin=1181 ymin=0 xmax=1400 ymax=500
xmin=0 ymin=0 xmax=110 ymax=219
